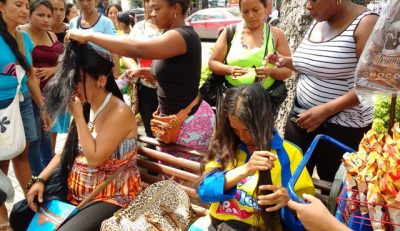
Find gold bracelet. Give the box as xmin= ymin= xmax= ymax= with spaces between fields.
xmin=26 ymin=176 xmax=46 ymax=190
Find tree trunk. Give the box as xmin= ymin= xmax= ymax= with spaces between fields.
xmin=274 ymin=0 xmax=313 ymax=134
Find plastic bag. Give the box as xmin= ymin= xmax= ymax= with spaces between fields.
xmin=0 ymin=169 xmax=15 ymax=203
xmin=355 ymin=0 xmax=400 ymax=104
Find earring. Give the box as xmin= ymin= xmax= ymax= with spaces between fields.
xmin=336 ymin=0 xmax=342 ymax=5
xmin=174 ymin=13 xmax=177 ymax=18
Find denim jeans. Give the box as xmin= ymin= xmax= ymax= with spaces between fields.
xmin=28 ymin=102 xmax=53 ymax=176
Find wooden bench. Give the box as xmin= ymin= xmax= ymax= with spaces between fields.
xmin=136 ymin=136 xmax=208 ymax=216
xmin=136 ymin=136 xmax=341 ymax=215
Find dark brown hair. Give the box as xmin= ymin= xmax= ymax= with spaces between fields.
xmin=205 ymin=83 xmax=280 ymax=230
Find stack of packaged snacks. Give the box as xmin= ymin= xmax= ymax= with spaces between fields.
xmin=342 ymin=123 xmax=400 ymax=230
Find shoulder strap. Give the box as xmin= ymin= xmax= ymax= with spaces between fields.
xmin=223 ymin=24 xmax=237 ymax=64
xmin=46 ymin=31 xmax=55 ymax=45
xmin=76 ymin=16 xmax=82 ymax=29
xmin=264 ymin=24 xmax=275 ymax=58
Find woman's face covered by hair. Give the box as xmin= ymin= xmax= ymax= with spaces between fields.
xmin=44 ymin=41 xmax=114 ymax=119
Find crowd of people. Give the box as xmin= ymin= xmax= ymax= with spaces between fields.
xmin=0 ymin=0 xmax=379 ymax=229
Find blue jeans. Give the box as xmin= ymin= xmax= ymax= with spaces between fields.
xmin=28 ymin=102 xmax=53 ymax=176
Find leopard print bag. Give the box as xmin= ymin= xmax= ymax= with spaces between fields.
xmin=100 ymin=180 xmax=195 ymax=231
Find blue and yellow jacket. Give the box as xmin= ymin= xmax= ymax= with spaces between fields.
xmin=197 ymin=131 xmax=314 ymax=227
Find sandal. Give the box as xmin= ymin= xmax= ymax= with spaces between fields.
xmin=0 ymin=222 xmax=12 ymax=231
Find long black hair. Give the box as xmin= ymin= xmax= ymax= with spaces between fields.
xmin=206 ymin=83 xmax=279 ymax=230
xmin=0 ymin=0 xmax=31 ymax=74
xmin=44 ymin=41 xmax=122 ymax=178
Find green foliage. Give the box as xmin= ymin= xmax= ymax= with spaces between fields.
xmin=372 ymin=96 xmax=400 ymax=134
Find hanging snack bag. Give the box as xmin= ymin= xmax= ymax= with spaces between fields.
xmin=355 ymin=0 xmax=400 ymax=102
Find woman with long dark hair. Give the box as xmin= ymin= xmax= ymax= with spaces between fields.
xmin=10 ymin=42 xmax=142 ymax=231
xmin=66 ymin=0 xmax=215 ymax=158
xmin=0 ymin=0 xmax=51 ymax=228
xmin=191 ymin=83 xmax=314 ymax=230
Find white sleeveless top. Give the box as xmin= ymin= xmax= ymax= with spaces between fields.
xmin=292 ymin=11 xmax=374 ymax=128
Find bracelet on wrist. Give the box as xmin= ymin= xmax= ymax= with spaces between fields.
xmin=26 ymin=176 xmax=46 ymax=190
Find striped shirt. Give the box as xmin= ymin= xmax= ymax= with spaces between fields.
xmin=292 ymin=11 xmax=374 ymax=128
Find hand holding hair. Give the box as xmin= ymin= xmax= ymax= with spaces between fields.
xmin=244 ymin=151 xmax=277 ymax=176
xmin=65 ymin=28 xmax=91 ymax=44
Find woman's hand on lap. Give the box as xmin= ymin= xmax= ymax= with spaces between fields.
xmin=27 ymin=183 xmax=45 ymax=212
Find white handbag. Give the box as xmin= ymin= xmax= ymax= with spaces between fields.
xmin=0 ymin=32 xmax=27 ymax=160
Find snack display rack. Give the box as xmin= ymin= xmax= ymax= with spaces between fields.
xmin=337 ymin=187 xmax=400 ymax=230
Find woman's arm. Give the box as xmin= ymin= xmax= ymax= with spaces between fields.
xmin=288 ymin=194 xmax=351 ymax=231
xmin=27 ymin=69 xmax=52 ymax=131
xmin=69 ymin=97 xmax=137 ymax=167
xmin=267 ymin=27 xmax=293 ymax=80
xmin=66 ymin=29 xmax=187 ymax=60
xmin=225 ymin=151 xmax=276 ymax=191
xmin=37 ymin=154 xmax=61 ymax=181
xmin=208 ymin=29 xmax=234 ymax=76
xmin=27 ymin=154 xmax=62 ymax=211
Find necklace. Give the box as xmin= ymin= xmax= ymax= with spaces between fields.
xmin=88 ymin=92 xmax=112 ymax=132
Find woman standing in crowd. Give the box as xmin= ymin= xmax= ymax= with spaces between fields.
xmin=105 ymin=3 xmax=121 ymax=33
xmin=191 ymin=83 xmax=314 ymax=230
xmin=67 ymin=0 xmax=215 ymax=156
xmin=63 ymin=3 xmax=79 ymax=23
xmin=69 ymin=0 xmax=120 ymax=77
xmin=20 ymin=0 xmax=64 ymax=175
xmin=10 ymin=42 xmax=142 ymax=231
xmin=116 ymin=11 xmax=135 ymax=35
xmin=208 ymin=0 xmax=292 ymax=107
xmin=0 ymin=0 xmax=51 ymax=228
xmin=274 ymin=0 xmax=378 ymax=182
xmin=122 ymin=0 xmax=162 ymax=140
xmin=50 ymin=0 xmax=68 ymax=42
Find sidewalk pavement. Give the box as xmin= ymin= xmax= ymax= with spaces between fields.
xmin=5 ymin=125 xmax=146 ymax=213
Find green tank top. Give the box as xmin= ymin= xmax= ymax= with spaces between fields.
xmin=225 ymin=23 xmax=275 ymax=89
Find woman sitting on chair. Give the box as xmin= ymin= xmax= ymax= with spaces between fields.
xmin=10 ymin=42 xmax=142 ymax=231
xmin=191 ymin=83 xmax=314 ymax=231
